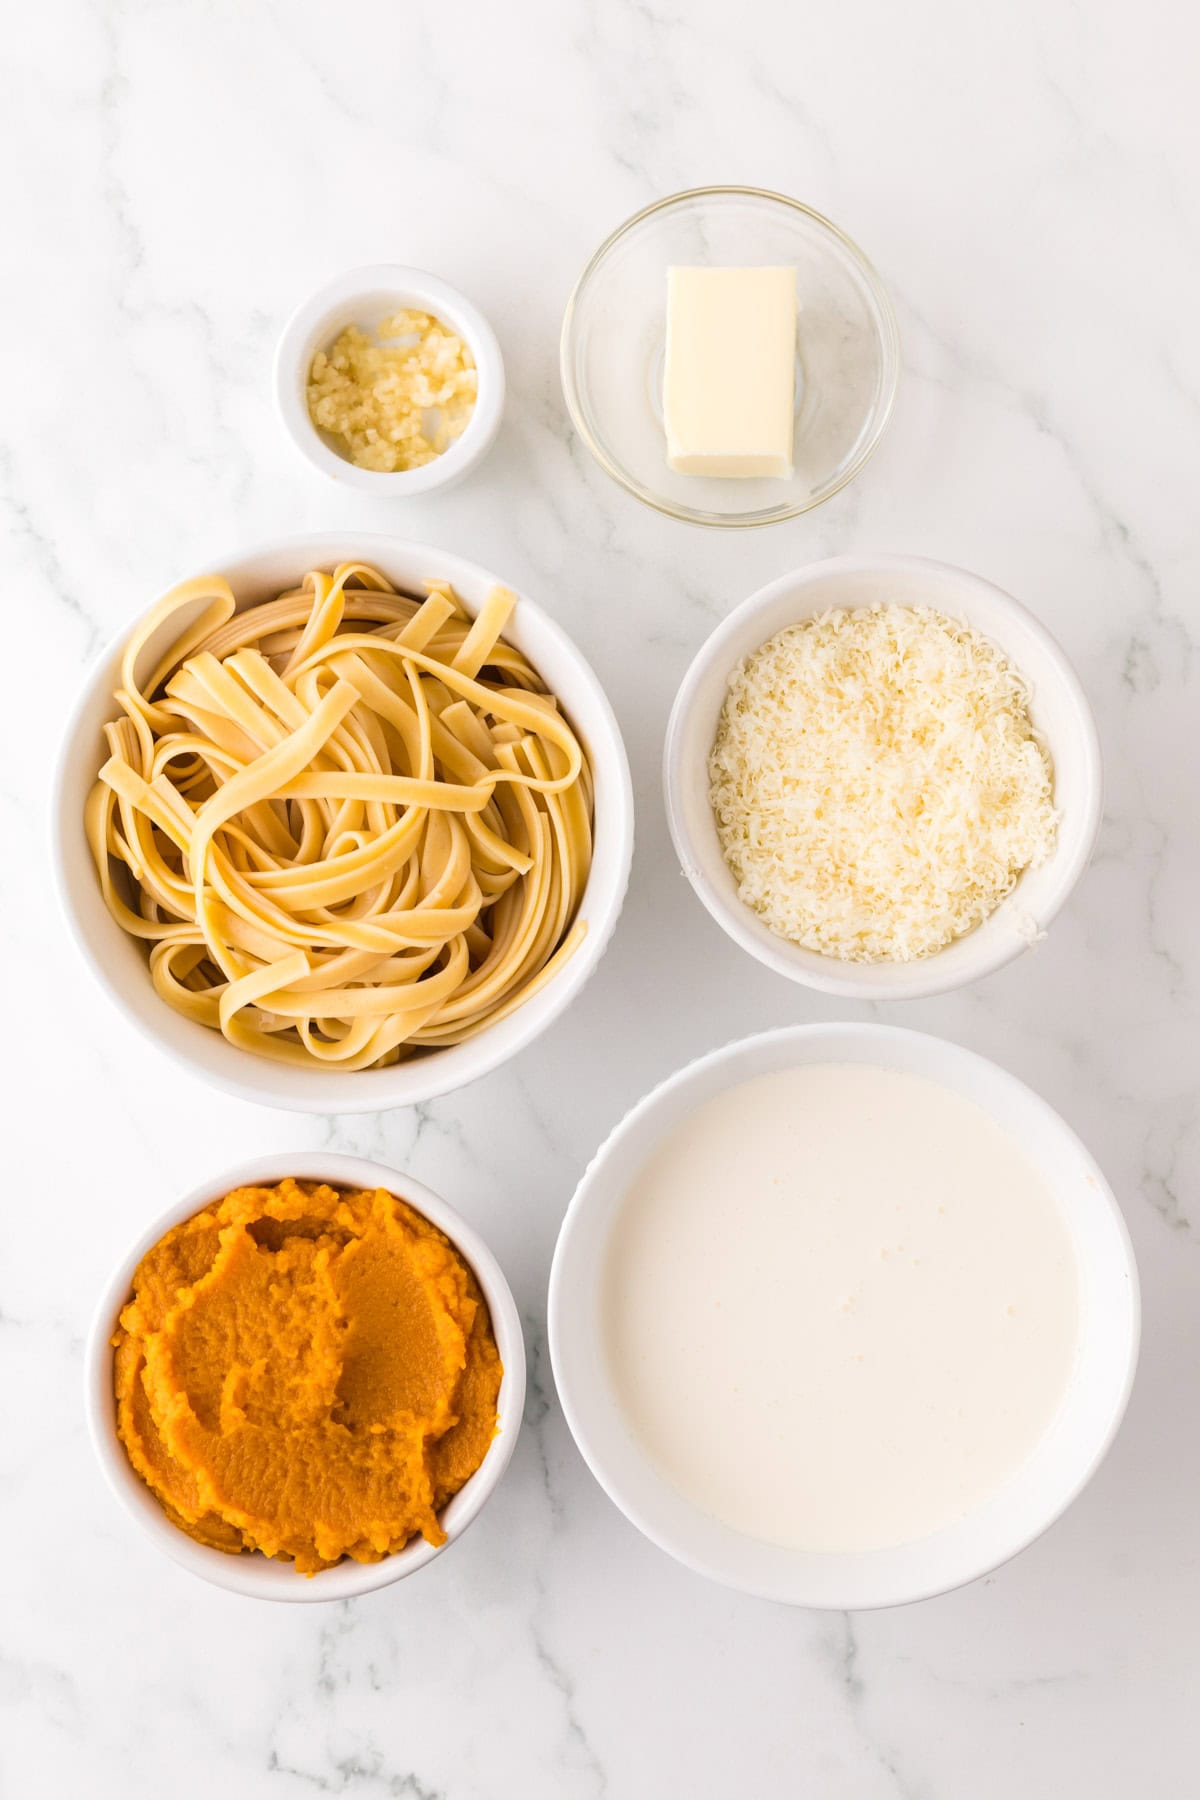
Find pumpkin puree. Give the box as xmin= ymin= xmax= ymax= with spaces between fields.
xmin=113 ymin=1179 xmax=502 ymax=1574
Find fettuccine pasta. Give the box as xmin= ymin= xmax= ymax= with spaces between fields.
xmin=86 ymin=563 xmax=593 ymax=1070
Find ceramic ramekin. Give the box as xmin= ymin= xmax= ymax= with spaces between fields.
xmin=664 ymin=554 xmax=1103 ymax=1000
xmin=86 ymin=1151 xmax=527 ymax=1602
xmin=273 ymin=264 xmax=504 ymax=494
xmin=52 ymin=532 xmax=634 ymax=1113
xmin=549 ymin=1023 xmax=1139 ymax=1609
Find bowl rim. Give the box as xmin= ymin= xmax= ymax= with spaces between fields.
xmin=663 ymin=552 xmax=1104 ymax=1000
xmin=85 ymin=1150 xmax=528 ymax=1603
xmin=51 ymin=531 xmax=635 ymax=1112
xmin=559 ymin=184 xmax=901 ymax=528
xmin=548 ymin=1021 xmax=1141 ymax=1609
xmin=273 ymin=263 xmax=505 ymax=494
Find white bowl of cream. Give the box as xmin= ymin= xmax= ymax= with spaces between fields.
xmin=549 ymin=1023 xmax=1138 ymax=1608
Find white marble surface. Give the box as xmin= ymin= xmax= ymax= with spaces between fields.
xmin=4 ymin=0 xmax=1198 ymax=1793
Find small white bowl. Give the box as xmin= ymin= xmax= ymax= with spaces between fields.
xmin=664 ymin=555 xmax=1103 ymax=1000
xmin=53 ymin=533 xmax=633 ymax=1113
xmin=86 ymin=1151 xmax=526 ymax=1602
xmin=549 ymin=1023 xmax=1139 ymax=1609
xmin=274 ymin=265 xmax=505 ymax=494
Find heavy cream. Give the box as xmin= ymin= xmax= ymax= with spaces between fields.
xmin=602 ymin=1062 xmax=1080 ymax=1553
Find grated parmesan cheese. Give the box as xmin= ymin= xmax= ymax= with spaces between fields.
xmin=708 ymin=605 xmax=1058 ymax=962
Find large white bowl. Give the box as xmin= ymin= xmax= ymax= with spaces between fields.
xmin=664 ymin=555 xmax=1103 ymax=1000
xmin=549 ymin=1023 xmax=1138 ymax=1609
xmin=86 ymin=1151 xmax=526 ymax=1603
xmin=53 ymin=534 xmax=634 ymax=1112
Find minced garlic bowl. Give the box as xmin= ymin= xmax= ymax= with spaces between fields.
xmin=274 ymin=265 xmax=504 ymax=494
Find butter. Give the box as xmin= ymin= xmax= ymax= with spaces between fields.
xmin=663 ymin=266 xmax=797 ymax=479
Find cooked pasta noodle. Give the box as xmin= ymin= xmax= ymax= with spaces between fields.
xmin=86 ymin=563 xmax=594 ymax=1070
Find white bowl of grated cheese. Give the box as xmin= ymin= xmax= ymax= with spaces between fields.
xmin=664 ymin=555 xmax=1102 ymax=1000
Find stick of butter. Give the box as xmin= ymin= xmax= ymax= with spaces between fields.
xmin=663 ymin=266 xmax=797 ymax=479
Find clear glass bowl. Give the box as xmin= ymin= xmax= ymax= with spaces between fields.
xmin=560 ymin=187 xmax=900 ymax=528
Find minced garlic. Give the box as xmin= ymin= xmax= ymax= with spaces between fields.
xmin=307 ymin=309 xmax=477 ymax=473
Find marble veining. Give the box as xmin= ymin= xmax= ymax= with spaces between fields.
xmin=2 ymin=0 xmax=1197 ymax=1793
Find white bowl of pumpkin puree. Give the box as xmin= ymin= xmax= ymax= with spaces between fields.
xmin=86 ymin=1153 xmax=525 ymax=1600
